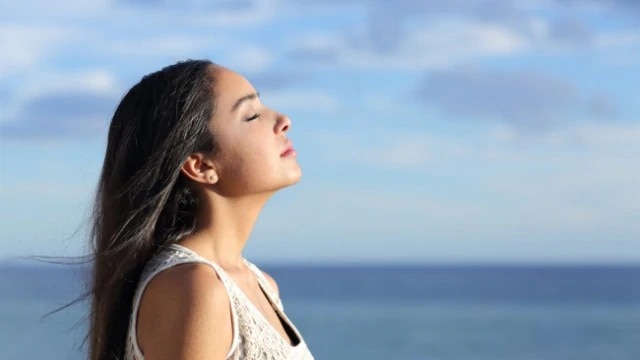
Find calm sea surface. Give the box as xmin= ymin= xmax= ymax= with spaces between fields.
xmin=1 ymin=263 xmax=639 ymax=359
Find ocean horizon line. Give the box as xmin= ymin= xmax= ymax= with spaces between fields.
xmin=2 ymin=256 xmax=639 ymax=269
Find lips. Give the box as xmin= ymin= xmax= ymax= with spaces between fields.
xmin=281 ymin=141 xmax=296 ymax=157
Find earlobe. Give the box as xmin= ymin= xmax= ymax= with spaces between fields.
xmin=201 ymin=158 xmax=219 ymax=184
xmin=180 ymin=153 xmax=219 ymax=185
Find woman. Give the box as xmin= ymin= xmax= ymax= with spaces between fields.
xmin=89 ymin=59 xmax=313 ymax=360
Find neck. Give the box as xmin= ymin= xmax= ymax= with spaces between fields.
xmin=181 ymin=192 xmax=272 ymax=269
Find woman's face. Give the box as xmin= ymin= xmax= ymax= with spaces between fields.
xmin=207 ymin=65 xmax=301 ymax=196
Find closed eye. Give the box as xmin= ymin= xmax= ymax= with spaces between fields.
xmin=246 ymin=113 xmax=261 ymax=121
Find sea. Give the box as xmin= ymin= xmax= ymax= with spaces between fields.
xmin=1 ymin=262 xmax=639 ymax=360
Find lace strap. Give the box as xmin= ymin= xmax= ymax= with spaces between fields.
xmin=129 ymin=246 xmax=240 ymax=360
xmin=244 ymin=260 xmax=284 ymax=311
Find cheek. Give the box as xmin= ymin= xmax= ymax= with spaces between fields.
xmin=245 ymin=140 xmax=279 ymax=178
xmin=219 ymin=135 xmax=276 ymax=184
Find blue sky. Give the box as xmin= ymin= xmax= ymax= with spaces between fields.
xmin=1 ymin=0 xmax=638 ymax=263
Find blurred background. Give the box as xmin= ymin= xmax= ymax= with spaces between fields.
xmin=1 ymin=0 xmax=639 ymax=359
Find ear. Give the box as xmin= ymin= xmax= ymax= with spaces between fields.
xmin=180 ymin=153 xmax=219 ymax=185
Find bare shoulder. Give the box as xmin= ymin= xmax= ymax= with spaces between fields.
xmin=259 ymin=269 xmax=280 ymax=296
xmin=137 ymin=263 xmax=232 ymax=360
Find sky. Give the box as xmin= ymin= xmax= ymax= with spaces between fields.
xmin=0 ymin=0 xmax=638 ymax=264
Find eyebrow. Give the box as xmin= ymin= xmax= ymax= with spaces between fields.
xmin=231 ymin=91 xmax=260 ymax=112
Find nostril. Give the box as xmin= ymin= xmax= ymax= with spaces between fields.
xmin=278 ymin=114 xmax=291 ymax=132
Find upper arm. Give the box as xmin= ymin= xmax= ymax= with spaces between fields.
xmin=260 ymin=270 xmax=279 ymax=297
xmin=137 ymin=263 xmax=233 ymax=360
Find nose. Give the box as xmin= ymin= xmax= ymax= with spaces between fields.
xmin=275 ymin=112 xmax=291 ymax=134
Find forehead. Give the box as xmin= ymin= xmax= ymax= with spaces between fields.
xmin=211 ymin=66 xmax=256 ymax=109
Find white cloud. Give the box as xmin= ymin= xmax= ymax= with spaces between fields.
xmin=299 ymin=130 xmax=434 ymax=169
xmin=0 ymin=0 xmax=281 ymax=80
xmin=0 ymin=24 xmax=78 ymax=79
xmin=375 ymin=137 xmax=431 ymax=168
xmin=3 ymin=68 xmax=121 ymax=123
xmin=227 ymin=46 xmax=276 ymax=73
xmin=21 ymin=69 xmax=120 ymax=99
xmin=0 ymin=0 xmax=110 ymax=18
xmin=101 ymin=34 xmax=213 ymax=58
xmin=292 ymin=19 xmax=529 ymax=70
xmin=593 ymin=30 xmax=640 ymax=67
xmin=183 ymin=0 xmax=278 ymax=27
xmin=304 ymin=121 xmax=640 ymax=238
xmin=255 ymin=166 xmax=639 ymax=262
xmin=486 ymin=122 xmax=640 ymax=157
xmin=479 ymin=122 xmax=640 ymax=229
xmin=264 ymin=90 xmax=340 ymax=113
xmin=570 ymin=122 xmax=640 ymax=149
xmin=594 ymin=31 xmax=640 ymax=48
xmin=307 ymin=128 xmax=468 ymax=170
xmin=1 ymin=0 xmax=272 ymax=26
xmin=528 ymin=17 xmax=550 ymax=39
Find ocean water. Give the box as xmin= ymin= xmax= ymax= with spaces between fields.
xmin=1 ymin=263 xmax=639 ymax=359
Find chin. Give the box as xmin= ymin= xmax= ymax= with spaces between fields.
xmin=283 ymin=171 xmax=302 ymax=187
xmin=279 ymin=167 xmax=302 ymax=188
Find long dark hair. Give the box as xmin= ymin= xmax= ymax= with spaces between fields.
xmin=88 ymin=59 xmax=218 ymax=359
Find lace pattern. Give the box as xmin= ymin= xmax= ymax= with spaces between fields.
xmin=124 ymin=244 xmax=314 ymax=360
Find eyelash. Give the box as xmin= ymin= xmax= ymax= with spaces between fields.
xmin=246 ymin=113 xmax=261 ymax=122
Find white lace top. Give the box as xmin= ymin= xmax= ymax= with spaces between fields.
xmin=125 ymin=244 xmax=314 ymax=360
